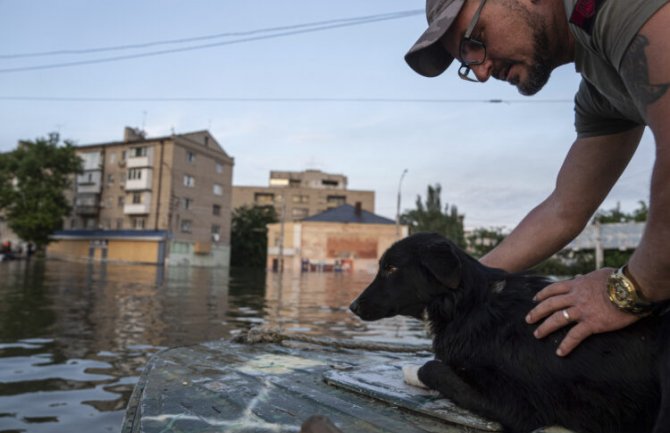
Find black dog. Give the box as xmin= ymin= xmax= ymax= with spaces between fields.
xmin=349 ymin=232 xmax=669 ymax=433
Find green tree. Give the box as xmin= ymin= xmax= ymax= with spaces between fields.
xmin=466 ymin=227 xmax=506 ymax=258
xmin=230 ymin=205 xmax=278 ymax=267
xmin=400 ymin=184 xmax=466 ymax=247
xmin=0 ymin=133 xmax=82 ymax=249
xmin=594 ymin=201 xmax=648 ymax=223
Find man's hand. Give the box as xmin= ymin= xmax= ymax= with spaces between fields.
xmin=525 ymin=268 xmax=640 ymax=356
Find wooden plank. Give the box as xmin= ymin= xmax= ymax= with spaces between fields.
xmin=324 ymin=364 xmax=502 ymax=432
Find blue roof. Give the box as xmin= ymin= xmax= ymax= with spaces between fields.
xmin=303 ymin=204 xmax=395 ymax=225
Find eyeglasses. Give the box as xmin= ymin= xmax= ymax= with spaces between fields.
xmin=458 ymin=0 xmax=488 ymax=82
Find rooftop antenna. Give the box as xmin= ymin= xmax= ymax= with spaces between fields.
xmin=141 ymin=110 xmax=148 ymax=131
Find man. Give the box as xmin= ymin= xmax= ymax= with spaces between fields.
xmin=405 ymin=0 xmax=670 ymax=356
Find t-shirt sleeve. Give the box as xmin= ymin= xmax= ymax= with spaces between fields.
xmin=573 ymin=79 xmax=642 ymax=138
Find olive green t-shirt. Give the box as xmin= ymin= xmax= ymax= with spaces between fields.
xmin=563 ymin=0 xmax=669 ymax=137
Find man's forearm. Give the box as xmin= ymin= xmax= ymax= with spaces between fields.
xmin=480 ymin=195 xmax=589 ymax=272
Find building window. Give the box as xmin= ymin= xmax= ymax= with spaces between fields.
xmin=121 ymin=150 xmax=127 ymax=161
xmin=291 ymin=208 xmax=309 ymax=219
xmin=133 ymin=217 xmax=145 ymax=230
xmin=110 ymin=152 xmax=116 ymax=163
xmin=292 ymin=194 xmax=309 ymax=204
xmin=183 ymin=198 xmax=193 ymax=210
xmin=116 ymin=218 xmax=124 ymax=229
xmin=213 ymin=184 xmax=223 ymax=196
xmin=128 ymin=168 xmax=142 ymax=180
xmin=132 ymin=147 xmax=148 ymax=157
xmin=132 ymin=192 xmax=142 ymax=204
xmin=327 ymin=195 xmax=346 ymax=207
xmin=107 ymin=174 xmax=114 ymax=184
xmin=322 ymin=179 xmax=339 ymax=187
xmin=187 ymin=151 xmax=196 ymax=163
xmin=213 ymin=204 xmax=221 ymax=216
xmin=118 ymin=196 xmax=125 ymax=208
xmin=183 ymin=175 xmax=195 ymax=187
xmin=85 ymin=218 xmax=96 ymax=229
xmin=216 ymin=163 xmax=223 ymax=174
xmin=180 ymin=220 xmax=192 ymax=233
xmin=254 ymin=192 xmax=274 ymax=205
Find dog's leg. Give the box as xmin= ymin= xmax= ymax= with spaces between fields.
xmin=418 ymin=360 xmax=532 ymax=431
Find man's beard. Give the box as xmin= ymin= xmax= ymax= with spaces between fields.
xmin=517 ymin=14 xmax=553 ymax=95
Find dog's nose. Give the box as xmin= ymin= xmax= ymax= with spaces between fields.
xmin=349 ymin=299 xmax=360 ymax=315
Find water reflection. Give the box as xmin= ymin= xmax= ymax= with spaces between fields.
xmin=0 ymin=259 xmax=428 ymax=433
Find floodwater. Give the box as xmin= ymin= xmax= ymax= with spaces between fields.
xmin=0 ymin=259 xmax=429 ymax=433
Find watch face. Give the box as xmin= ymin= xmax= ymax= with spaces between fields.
xmin=609 ymin=274 xmax=634 ymax=308
xmin=613 ymin=284 xmax=631 ymax=304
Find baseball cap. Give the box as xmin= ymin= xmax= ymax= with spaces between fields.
xmin=405 ymin=0 xmax=466 ymax=77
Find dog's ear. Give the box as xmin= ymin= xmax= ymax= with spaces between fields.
xmin=419 ymin=239 xmax=462 ymax=289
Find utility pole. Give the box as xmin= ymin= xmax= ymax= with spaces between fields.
xmin=396 ymin=169 xmax=408 ymax=237
xmin=594 ymin=220 xmax=603 ymax=269
xmin=278 ymin=195 xmax=287 ymax=273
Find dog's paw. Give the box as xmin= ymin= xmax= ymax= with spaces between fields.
xmin=402 ymin=364 xmax=429 ymax=389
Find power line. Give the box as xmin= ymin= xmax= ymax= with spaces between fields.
xmin=0 ymin=11 xmax=422 ymax=73
xmin=0 ymin=96 xmax=572 ymax=104
xmin=0 ymin=10 xmax=422 ymax=59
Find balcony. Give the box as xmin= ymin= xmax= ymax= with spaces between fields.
xmin=127 ymin=149 xmax=154 ymax=168
xmin=74 ymin=194 xmax=100 ymax=215
xmin=123 ymin=192 xmax=152 ymax=215
xmin=76 ymin=171 xmax=102 ymax=194
xmin=124 ymin=203 xmax=151 ymax=215
xmin=125 ymin=168 xmax=153 ymax=191
xmin=75 ymin=205 xmax=100 ymax=216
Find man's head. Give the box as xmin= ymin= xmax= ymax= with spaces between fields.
xmin=405 ymin=0 xmax=557 ymax=96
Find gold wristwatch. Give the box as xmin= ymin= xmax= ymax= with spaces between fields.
xmin=607 ymin=265 xmax=655 ymax=316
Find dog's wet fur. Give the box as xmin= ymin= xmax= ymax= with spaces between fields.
xmin=350 ymin=232 xmax=669 ymax=433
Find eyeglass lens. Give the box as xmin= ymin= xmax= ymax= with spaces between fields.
xmin=460 ymin=39 xmax=486 ymax=66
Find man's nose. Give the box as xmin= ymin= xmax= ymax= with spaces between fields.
xmin=471 ymin=61 xmax=492 ymax=83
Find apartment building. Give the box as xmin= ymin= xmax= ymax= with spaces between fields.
xmin=232 ymin=169 xmax=375 ymax=221
xmin=48 ymin=127 xmax=234 ymax=267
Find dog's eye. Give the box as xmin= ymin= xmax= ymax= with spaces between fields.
xmin=384 ymin=264 xmax=398 ymax=274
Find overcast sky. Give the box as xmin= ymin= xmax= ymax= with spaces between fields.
xmin=0 ymin=1 xmax=654 ymax=230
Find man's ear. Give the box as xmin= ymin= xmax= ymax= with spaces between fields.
xmin=419 ymin=240 xmax=462 ymax=289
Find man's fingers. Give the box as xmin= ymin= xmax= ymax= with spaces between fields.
xmin=526 ymin=293 xmax=572 ymax=324
xmin=532 ymin=308 xmax=577 ymax=338
xmin=556 ymin=323 xmax=593 ymax=357
xmin=533 ymin=280 xmax=572 ymax=302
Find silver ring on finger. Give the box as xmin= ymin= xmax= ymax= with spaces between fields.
xmin=562 ymin=309 xmax=572 ymax=322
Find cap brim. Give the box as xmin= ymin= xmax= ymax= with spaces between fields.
xmin=404 ymin=0 xmax=465 ymax=77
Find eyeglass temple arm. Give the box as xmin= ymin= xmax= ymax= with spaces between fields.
xmin=464 ymin=0 xmax=488 ymax=38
